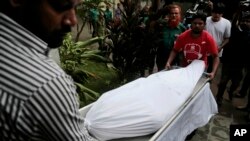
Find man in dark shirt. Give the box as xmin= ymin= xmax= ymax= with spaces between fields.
xmin=216 ymin=12 xmax=250 ymax=107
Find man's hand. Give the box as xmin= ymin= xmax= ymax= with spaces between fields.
xmin=206 ymin=72 xmax=215 ymax=80
xmin=165 ymin=62 xmax=171 ymax=70
xmin=218 ymin=46 xmax=223 ymax=52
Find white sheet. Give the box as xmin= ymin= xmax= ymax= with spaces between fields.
xmin=84 ymin=60 xmax=206 ymax=141
xmin=154 ymin=83 xmax=218 ymax=141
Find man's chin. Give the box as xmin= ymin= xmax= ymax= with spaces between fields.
xmin=192 ymin=30 xmax=202 ymax=34
xmin=169 ymin=20 xmax=180 ymax=28
xmin=47 ymin=35 xmax=67 ymax=48
xmin=47 ymin=30 xmax=70 ymax=48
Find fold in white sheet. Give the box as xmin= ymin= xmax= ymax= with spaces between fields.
xmin=84 ymin=60 xmax=205 ymax=141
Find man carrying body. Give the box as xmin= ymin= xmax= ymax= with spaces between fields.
xmin=0 ymin=0 xmax=95 ymax=140
xmin=166 ymin=13 xmax=220 ymax=80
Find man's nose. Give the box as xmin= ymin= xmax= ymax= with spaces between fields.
xmin=63 ymin=9 xmax=78 ymax=26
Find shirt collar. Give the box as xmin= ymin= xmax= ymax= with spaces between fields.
xmin=0 ymin=13 xmax=49 ymax=55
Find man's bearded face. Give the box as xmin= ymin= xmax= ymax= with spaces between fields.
xmin=168 ymin=17 xmax=181 ymax=28
xmin=168 ymin=8 xmax=181 ymax=28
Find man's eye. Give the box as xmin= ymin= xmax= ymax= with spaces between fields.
xmin=55 ymin=4 xmax=74 ymax=12
xmin=48 ymin=0 xmax=74 ymax=12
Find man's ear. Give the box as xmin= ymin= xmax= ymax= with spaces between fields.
xmin=10 ymin=0 xmax=26 ymax=7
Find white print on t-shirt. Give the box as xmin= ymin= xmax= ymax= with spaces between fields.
xmin=184 ymin=43 xmax=202 ymax=63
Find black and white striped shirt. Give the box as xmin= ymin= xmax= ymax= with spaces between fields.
xmin=0 ymin=13 xmax=89 ymax=141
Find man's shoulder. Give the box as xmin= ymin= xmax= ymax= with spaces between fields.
xmin=221 ymin=17 xmax=231 ymax=25
xmin=206 ymin=16 xmax=212 ymax=22
xmin=206 ymin=16 xmax=212 ymax=20
xmin=221 ymin=17 xmax=230 ymax=21
xmin=202 ymin=30 xmax=214 ymax=38
xmin=175 ymin=30 xmax=191 ymax=42
xmin=179 ymin=29 xmax=190 ymax=36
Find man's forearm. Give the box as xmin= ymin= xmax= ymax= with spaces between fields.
xmin=212 ymin=56 xmax=220 ymax=74
xmin=220 ymin=38 xmax=229 ymax=49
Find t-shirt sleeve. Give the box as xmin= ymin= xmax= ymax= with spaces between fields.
xmin=224 ymin=20 xmax=231 ymax=38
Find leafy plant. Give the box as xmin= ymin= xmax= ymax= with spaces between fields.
xmin=60 ymin=33 xmax=118 ymax=106
xmin=107 ymin=0 xmax=161 ymax=82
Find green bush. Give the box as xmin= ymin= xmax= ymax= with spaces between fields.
xmin=60 ymin=33 xmax=120 ymax=107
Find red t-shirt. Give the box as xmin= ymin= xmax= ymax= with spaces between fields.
xmin=173 ymin=29 xmax=218 ymax=67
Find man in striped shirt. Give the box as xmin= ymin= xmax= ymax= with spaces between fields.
xmin=0 ymin=0 xmax=95 ymax=140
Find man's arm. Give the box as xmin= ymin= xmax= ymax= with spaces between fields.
xmin=206 ymin=31 xmax=220 ymax=80
xmin=218 ymin=37 xmax=229 ymax=52
xmin=219 ymin=20 xmax=231 ymax=51
xmin=24 ymin=75 xmax=91 ymax=141
xmin=165 ymin=49 xmax=178 ymax=70
xmin=208 ymin=54 xmax=220 ymax=80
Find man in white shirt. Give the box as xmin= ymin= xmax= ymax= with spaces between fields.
xmin=205 ymin=2 xmax=231 ymax=73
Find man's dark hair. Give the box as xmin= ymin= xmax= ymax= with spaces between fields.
xmin=212 ymin=2 xmax=226 ymax=14
xmin=191 ymin=12 xmax=207 ymax=23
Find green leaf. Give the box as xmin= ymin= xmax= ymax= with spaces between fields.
xmin=75 ymin=82 xmax=100 ymax=98
xmin=75 ymin=36 xmax=104 ymax=48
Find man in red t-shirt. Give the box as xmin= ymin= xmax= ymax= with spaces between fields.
xmin=166 ymin=13 xmax=220 ymax=80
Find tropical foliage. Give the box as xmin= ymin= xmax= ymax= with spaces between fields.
xmin=60 ymin=0 xmax=195 ymax=106
xmin=60 ymin=33 xmax=119 ymax=107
